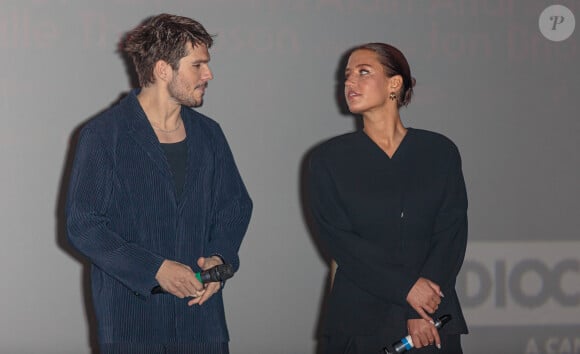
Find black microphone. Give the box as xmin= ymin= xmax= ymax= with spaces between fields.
xmin=197 ymin=263 xmax=234 ymax=283
xmin=151 ymin=263 xmax=234 ymax=294
xmin=382 ymin=314 xmax=452 ymax=353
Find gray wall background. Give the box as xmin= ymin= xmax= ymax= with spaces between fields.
xmin=1 ymin=1 xmax=578 ymax=353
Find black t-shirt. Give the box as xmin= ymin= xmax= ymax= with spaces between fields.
xmin=160 ymin=139 xmax=187 ymax=200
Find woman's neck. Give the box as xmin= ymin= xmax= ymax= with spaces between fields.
xmin=362 ymin=110 xmax=407 ymax=157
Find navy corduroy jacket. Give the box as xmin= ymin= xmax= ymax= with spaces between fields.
xmin=66 ymin=90 xmax=252 ymax=345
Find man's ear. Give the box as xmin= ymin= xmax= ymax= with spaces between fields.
xmin=153 ymin=60 xmax=172 ymax=83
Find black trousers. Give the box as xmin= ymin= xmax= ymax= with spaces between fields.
xmin=322 ymin=334 xmax=462 ymax=354
xmin=99 ymin=342 xmax=229 ymax=354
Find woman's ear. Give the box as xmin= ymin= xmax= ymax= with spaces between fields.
xmin=389 ymin=75 xmax=403 ymax=91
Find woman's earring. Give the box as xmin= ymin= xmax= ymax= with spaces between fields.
xmin=389 ymin=92 xmax=397 ymax=101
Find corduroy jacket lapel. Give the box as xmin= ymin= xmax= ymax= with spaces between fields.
xmin=179 ymin=106 xmax=208 ymax=211
xmin=123 ymin=91 xmax=173 ymax=180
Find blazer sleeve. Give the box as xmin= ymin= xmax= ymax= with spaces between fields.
xmin=205 ymin=126 xmax=253 ymax=272
xmin=66 ymin=127 xmax=164 ymax=297
xmin=419 ymin=145 xmax=468 ymax=287
xmin=308 ymin=151 xmax=418 ymax=307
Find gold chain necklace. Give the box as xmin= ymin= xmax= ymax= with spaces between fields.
xmin=151 ymin=119 xmax=182 ymax=133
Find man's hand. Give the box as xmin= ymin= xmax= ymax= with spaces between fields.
xmin=187 ymin=256 xmax=224 ymax=306
xmin=406 ymin=277 xmax=442 ymax=322
xmin=155 ymin=260 xmax=204 ymax=299
xmin=407 ymin=318 xmax=441 ymax=349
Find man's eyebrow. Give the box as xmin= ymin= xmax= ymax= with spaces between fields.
xmin=191 ymin=58 xmax=210 ymax=64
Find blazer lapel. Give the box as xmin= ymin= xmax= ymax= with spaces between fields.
xmin=179 ymin=106 xmax=206 ymax=211
xmin=124 ymin=92 xmax=172 ymax=179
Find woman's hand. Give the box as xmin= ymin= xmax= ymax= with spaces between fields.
xmin=406 ymin=277 xmax=442 ymax=322
xmin=407 ymin=318 xmax=441 ymax=349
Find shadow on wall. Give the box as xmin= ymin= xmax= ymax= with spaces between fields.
xmin=297 ymin=48 xmax=360 ymax=354
xmin=298 ymin=145 xmax=333 ymax=354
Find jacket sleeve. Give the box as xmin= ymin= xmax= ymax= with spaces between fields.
xmin=419 ymin=145 xmax=468 ymax=287
xmin=205 ymin=126 xmax=253 ymax=272
xmin=66 ymin=127 xmax=164 ymax=297
xmin=308 ymin=151 xmax=418 ymax=307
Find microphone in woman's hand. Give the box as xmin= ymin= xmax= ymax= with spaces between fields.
xmin=382 ymin=314 xmax=452 ymax=353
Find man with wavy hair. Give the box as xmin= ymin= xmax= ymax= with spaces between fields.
xmin=66 ymin=14 xmax=252 ymax=353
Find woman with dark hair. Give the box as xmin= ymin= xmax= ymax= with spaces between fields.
xmin=308 ymin=43 xmax=468 ymax=353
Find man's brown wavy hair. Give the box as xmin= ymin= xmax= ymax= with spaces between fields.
xmin=123 ymin=13 xmax=214 ymax=87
